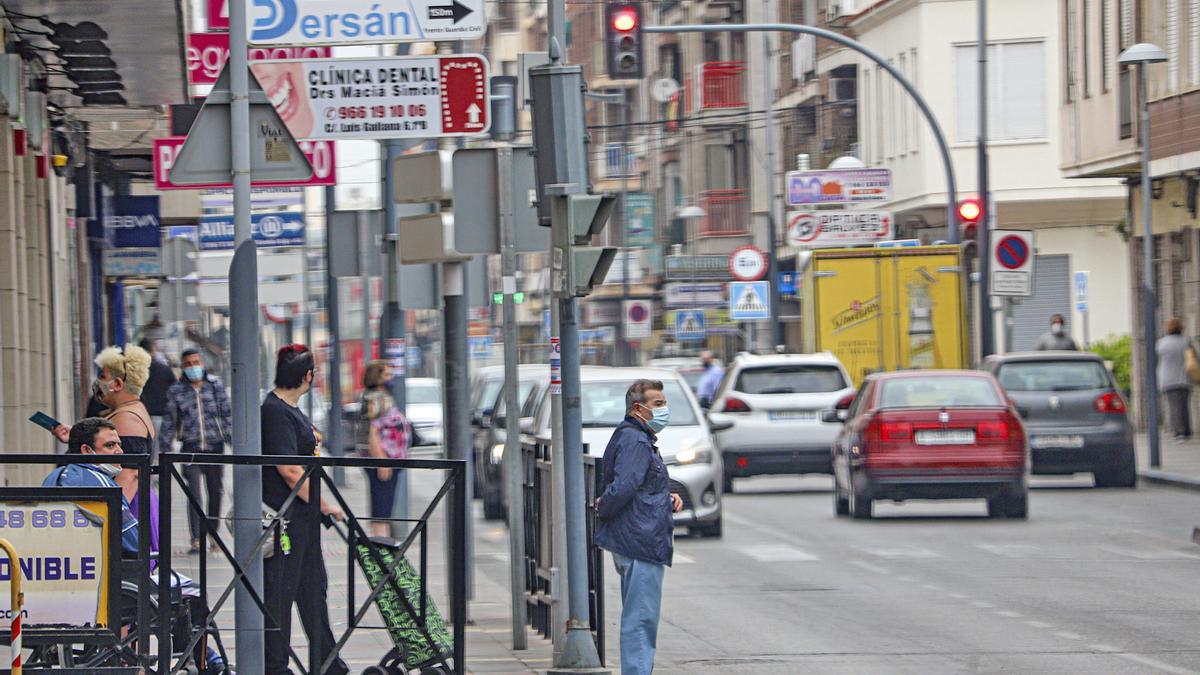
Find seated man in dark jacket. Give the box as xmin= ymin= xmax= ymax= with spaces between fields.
xmin=594 ymin=379 xmax=682 ymax=675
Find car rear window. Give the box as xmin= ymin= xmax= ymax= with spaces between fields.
xmin=408 ymin=382 xmax=442 ymax=405
xmin=879 ymin=377 xmax=1003 ymax=408
xmin=734 ymin=365 xmax=847 ymax=395
xmin=580 ymin=380 xmax=699 ymax=427
xmin=996 ymin=361 xmax=1110 ymax=392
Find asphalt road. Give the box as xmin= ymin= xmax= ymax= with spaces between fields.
xmin=605 ymin=475 xmax=1200 ymax=674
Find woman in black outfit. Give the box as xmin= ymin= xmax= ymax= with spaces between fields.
xmin=261 ymin=344 xmax=349 ymax=675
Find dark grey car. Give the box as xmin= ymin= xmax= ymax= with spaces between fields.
xmin=984 ymin=351 xmax=1136 ymax=488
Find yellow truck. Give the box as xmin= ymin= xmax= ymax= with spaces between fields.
xmin=801 ymin=245 xmax=969 ymax=386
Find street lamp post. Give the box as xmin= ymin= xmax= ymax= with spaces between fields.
xmin=1118 ymin=42 xmax=1168 ymax=469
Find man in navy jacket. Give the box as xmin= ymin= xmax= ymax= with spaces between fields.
xmin=595 ymin=379 xmax=682 ymax=675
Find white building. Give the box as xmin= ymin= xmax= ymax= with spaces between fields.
xmin=848 ymin=0 xmax=1132 ymax=350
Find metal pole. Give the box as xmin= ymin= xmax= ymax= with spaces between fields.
xmin=496 ymin=144 xmax=528 ymax=649
xmin=443 ymin=261 xmax=475 ymax=611
xmin=643 ymin=24 xmax=959 ymax=241
xmin=325 ymin=185 xmax=346 ymax=486
xmin=228 ymin=2 xmax=265 ymax=670
xmin=1139 ymin=64 xmax=1162 ymax=468
xmin=381 ymin=138 xmax=409 ymax=536
xmin=620 ymin=91 xmax=631 ymax=365
xmin=549 ymin=300 xmax=568 ymax=658
xmin=359 ymin=210 xmax=372 ymax=377
xmin=977 ymin=0 xmax=996 ymax=358
xmin=761 ymin=5 xmax=785 ymax=350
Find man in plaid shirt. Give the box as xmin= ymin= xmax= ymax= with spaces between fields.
xmin=159 ymin=349 xmax=233 ymax=554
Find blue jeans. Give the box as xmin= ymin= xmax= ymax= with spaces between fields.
xmin=611 ymin=551 xmax=664 ymax=675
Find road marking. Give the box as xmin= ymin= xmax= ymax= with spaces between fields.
xmin=997 ymin=610 xmax=1022 ymax=619
xmin=949 ymin=593 xmax=968 ymax=600
xmin=971 ymin=601 xmax=995 ymax=609
xmin=723 ymin=512 xmax=810 ymax=546
xmin=674 ymin=552 xmax=695 ymax=564
xmin=1055 ymin=631 xmax=1083 ymax=640
xmin=743 ymin=544 xmax=819 ymax=562
xmin=897 ymin=575 xmax=916 ymax=583
xmin=848 ymin=559 xmax=892 ymax=575
xmin=1025 ymin=620 xmax=1052 ymax=629
xmin=1090 ymin=644 xmax=1120 ymax=652
xmin=1114 ymin=652 xmax=1200 ymax=675
xmin=856 ymin=545 xmax=941 ymax=559
xmin=1100 ymin=545 xmax=1200 ymax=560
xmin=976 ymin=543 xmax=1042 ymax=558
xmin=920 ymin=583 xmax=943 ymax=592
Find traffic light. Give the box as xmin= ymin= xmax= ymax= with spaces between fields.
xmin=957 ymin=197 xmax=983 ymax=243
xmin=553 ymin=193 xmax=618 ymax=297
xmin=605 ymin=2 xmax=644 ymax=79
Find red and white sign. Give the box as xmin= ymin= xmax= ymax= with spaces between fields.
xmin=786 ymin=210 xmax=894 ymax=248
xmin=248 ymin=55 xmax=490 ymax=141
xmin=728 ymin=245 xmax=767 ymax=282
xmin=187 ymin=33 xmax=331 ymax=88
xmin=153 ymin=136 xmax=336 ymax=190
xmin=990 ymin=229 xmax=1035 ymax=297
xmin=207 ymin=0 xmax=230 ymax=30
xmin=624 ymin=300 xmax=653 ymax=339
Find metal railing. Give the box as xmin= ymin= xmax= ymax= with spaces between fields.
xmin=520 ymin=439 xmax=605 ymax=663
xmin=699 ymin=61 xmax=748 ymax=109
xmin=157 ymin=452 xmax=468 ymax=675
xmin=699 ymin=188 xmax=750 ymax=236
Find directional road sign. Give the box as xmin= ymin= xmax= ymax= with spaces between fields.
xmin=729 ymin=281 xmax=771 ymax=320
xmin=249 ymin=55 xmax=490 ymax=140
xmin=990 ymin=230 xmax=1034 ymax=297
xmin=169 ymin=64 xmax=313 ymax=185
xmin=674 ymin=310 xmax=706 ymax=341
xmin=246 ymin=0 xmax=485 ymax=46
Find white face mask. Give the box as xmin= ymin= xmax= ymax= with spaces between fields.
xmin=1051 ymin=323 xmax=1065 ymax=336
xmin=96 ymin=463 xmax=123 ymax=478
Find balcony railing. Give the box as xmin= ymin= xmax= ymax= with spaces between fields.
xmin=699 ymin=189 xmax=749 ymax=236
xmin=699 ymin=61 xmax=747 ymax=110
xmin=602 ymin=142 xmax=636 ymax=179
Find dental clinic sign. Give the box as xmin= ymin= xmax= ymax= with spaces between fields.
xmin=246 ymin=0 xmax=485 ymax=46
xmin=104 ymin=196 xmax=162 ymax=248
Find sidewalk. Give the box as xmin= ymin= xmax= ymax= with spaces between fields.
xmin=164 ymin=463 xmax=552 ymax=673
xmin=1136 ymin=432 xmax=1200 ymax=490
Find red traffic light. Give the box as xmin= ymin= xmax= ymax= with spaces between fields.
xmin=611 ymin=7 xmax=638 ymax=31
xmin=957 ymin=197 xmax=983 ymax=223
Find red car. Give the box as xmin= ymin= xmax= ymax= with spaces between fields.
xmin=828 ymin=370 xmax=1029 ymax=519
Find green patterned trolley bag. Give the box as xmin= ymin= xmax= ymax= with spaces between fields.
xmin=355 ymin=535 xmax=454 ymax=671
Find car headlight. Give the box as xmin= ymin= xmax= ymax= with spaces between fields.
xmin=672 ymin=440 xmax=714 ymax=465
xmin=490 ymin=444 xmax=505 ymax=465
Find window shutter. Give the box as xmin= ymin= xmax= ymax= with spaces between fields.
xmin=1168 ymin=0 xmax=1180 ymax=91
xmin=1120 ymin=0 xmax=1133 ymax=49
xmin=954 ymin=45 xmax=978 ymax=142
xmin=1104 ymin=0 xmax=1115 ymax=89
xmin=1191 ymin=0 xmax=1200 ymax=85
xmin=1000 ymin=42 xmax=1047 ymax=140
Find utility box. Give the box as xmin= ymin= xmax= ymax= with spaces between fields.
xmin=801 ymin=245 xmax=968 ymax=386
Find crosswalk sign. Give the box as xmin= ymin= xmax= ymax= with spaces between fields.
xmin=729 ymin=281 xmax=771 ymax=320
xmin=675 ymin=310 xmax=706 ymax=341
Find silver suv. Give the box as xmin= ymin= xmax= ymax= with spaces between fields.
xmin=709 ymin=353 xmax=854 ymax=491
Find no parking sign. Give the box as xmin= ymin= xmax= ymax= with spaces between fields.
xmin=990 ymin=230 xmax=1034 ymax=297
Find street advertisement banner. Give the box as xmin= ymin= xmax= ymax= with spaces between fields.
xmin=199 ymin=211 xmax=305 ymax=250
xmin=103 ymin=249 xmax=162 ymax=277
xmin=248 ymin=55 xmax=489 ymax=140
xmin=154 ymin=136 xmax=336 ymax=190
xmin=0 ymin=497 xmax=114 ymax=631
xmin=664 ymin=254 xmax=731 ymax=281
xmin=786 ymin=210 xmax=894 ymax=249
xmin=187 ymin=33 xmax=331 ymax=87
xmin=207 ymin=0 xmax=229 ymax=29
xmin=246 ymin=0 xmax=486 ymax=46
xmin=664 ymin=282 xmax=725 ymax=308
xmin=786 ymin=168 xmax=891 ymax=205
xmin=624 ymin=192 xmax=655 ymax=246
xmin=105 ymin=196 xmax=161 ymax=249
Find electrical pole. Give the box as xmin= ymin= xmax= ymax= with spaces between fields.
xmin=977 ymin=0 xmax=996 ymax=358
xmin=761 ymin=1 xmax=785 ymax=350
xmin=324 ymin=185 xmax=345 ymax=487
xmin=620 ymin=90 xmax=631 ymax=365
xmin=227 ymin=1 xmax=264 ymax=671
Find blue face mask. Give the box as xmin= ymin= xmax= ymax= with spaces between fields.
xmin=184 ymin=366 xmax=204 ymax=382
xmin=644 ymin=405 xmax=670 ymax=434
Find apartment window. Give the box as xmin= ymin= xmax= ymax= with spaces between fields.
xmin=1103 ymin=0 xmax=1113 ymax=91
xmin=955 ymin=41 xmax=1047 ymax=142
xmin=1168 ymin=0 xmax=1180 ymax=91
xmin=1191 ymin=0 xmax=1200 ymax=86
xmin=1065 ymin=0 xmax=1077 ymax=102
xmin=898 ymin=52 xmax=908 ymax=153
xmin=886 ymin=59 xmax=895 ymax=159
xmin=1119 ymin=0 xmax=1134 ymax=49
xmin=875 ymin=66 xmax=884 ymax=163
xmin=1083 ymin=0 xmax=1093 ymax=97
xmin=862 ymin=68 xmax=872 ymax=162
xmin=910 ymin=48 xmax=919 ymax=153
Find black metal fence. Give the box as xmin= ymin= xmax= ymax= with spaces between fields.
xmin=157 ymin=452 xmax=468 ymax=675
xmin=520 ymin=439 xmax=605 ymax=663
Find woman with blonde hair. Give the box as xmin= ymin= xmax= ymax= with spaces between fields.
xmin=53 ymin=344 xmax=157 ymax=455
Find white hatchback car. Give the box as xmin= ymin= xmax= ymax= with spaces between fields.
xmin=709 ymin=353 xmax=854 ymax=491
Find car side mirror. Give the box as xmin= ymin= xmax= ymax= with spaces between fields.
xmin=706 ymin=412 xmax=734 ymax=432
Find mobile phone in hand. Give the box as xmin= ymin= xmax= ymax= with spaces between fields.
xmin=29 ymin=411 xmax=61 ymax=432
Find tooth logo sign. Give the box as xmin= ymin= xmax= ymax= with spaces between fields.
xmin=251 ymin=0 xmax=297 ymax=42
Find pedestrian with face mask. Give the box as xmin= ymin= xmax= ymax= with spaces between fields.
xmin=52 ymin=344 xmax=157 ymax=457
xmin=1035 ymin=313 xmax=1079 ymax=351
xmin=44 ymin=417 xmax=140 ymax=554
xmin=159 ymin=349 xmax=234 ymax=554
xmin=594 ymin=378 xmax=684 ymax=675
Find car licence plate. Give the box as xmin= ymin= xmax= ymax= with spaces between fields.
xmin=915 ymin=429 xmax=976 ymax=445
xmin=1030 ymin=434 xmax=1085 ymax=449
xmin=769 ymin=410 xmax=817 ymax=421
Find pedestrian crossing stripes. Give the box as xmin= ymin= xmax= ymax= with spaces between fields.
xmin=728 ymin=281 xmax=771 ymax=320
xmin=742 ymin=544 xmax=819 ymax=562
